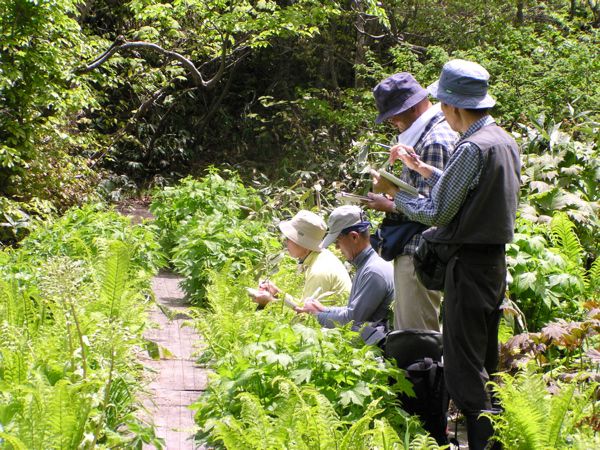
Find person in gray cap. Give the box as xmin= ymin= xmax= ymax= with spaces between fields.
xmin=251 ymin=210 xmax=351 ymax=307
xmin=296 ymin=205 xmax=394 ymax=344
xmin=372 ymin=59 xmax=520 ymax=450
xmin=365 ymin=72 xmax=458 ymax=333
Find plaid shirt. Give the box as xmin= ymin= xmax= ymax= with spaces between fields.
xmin=390 ymin=110 xmax=458 ymax=255
xmin=394 ymin=115 xmax=494 ymax=228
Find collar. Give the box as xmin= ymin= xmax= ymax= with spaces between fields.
xmin=297 ymin=250 xmax=318 ymax=272
xmin=462 ymin=115 xmax=495 ymax=140
xmin=396 ymin=103 xmax=442 ymax=147
xmin=351 ymin=246 xmax=374 ymax=267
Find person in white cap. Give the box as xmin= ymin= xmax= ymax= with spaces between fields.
xmin=372 ymin=59 xmax=520 ymax=450
xmin=297 ymin=205 xmax=394 ymax=344
xmin=251 ymin=210 xmax=351 ymax=307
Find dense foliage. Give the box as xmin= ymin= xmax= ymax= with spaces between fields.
xmin=1 ymin=0 xmax=599 ymax=448
xmin=0 ymin=204 xmax=165 ymax=448
xmin=150 ymin=168 xmax=280 ymax=304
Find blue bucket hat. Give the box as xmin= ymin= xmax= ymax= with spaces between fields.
xmin=373 ymin=73 xmax=429 ymax=124
xmin=428 ymin=59 xmax=496 ymax=109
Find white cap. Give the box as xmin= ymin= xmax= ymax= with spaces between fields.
xmin=278 ymin=210 xmax=327 ymax=252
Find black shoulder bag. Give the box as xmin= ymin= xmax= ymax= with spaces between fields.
xmin=413 ymin=235 xmax=460 ymax=291
xmin=371 ymin=216 xmax=427 ymax=262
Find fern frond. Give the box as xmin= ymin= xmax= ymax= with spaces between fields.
xmin=489 ymin=370 xmax=547 ymax=449
xmin=367 ymin=418 xmax=405 ymax=450
xmin=549 ymin=213 xmax=585 ymax=270
xmin=408 ymin=432 xmax=440 ymax=449
xmin=237 ymin=392 xmax=275 ymax=448
xmin=545 ymin=382 xmax=575 ymax=447
xmin=297 ymin=387 xmax=342 ymax=449
xmin=585 ymin=256 xmax=600 ymax=299
xmin=340 ymin=399 xmax=384 ymax=450
xmin=0 ymin=349 xmax=28 ymax=386
xmin=0 ymin=432 xmax=28 ymax=450
xmin=47 ymin=380 xmax=78 ymax=449
xmin=99 ymin=241 xmax=131 ymax=320
xmin=211 ymin=415 xmax=258 ymax=449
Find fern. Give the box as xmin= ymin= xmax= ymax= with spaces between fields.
xmin=487 ymin=366 xmax=598 ymax=449
xmin=340 ymin=399 xmax=383 ymax=449
xmin=549 ymin=213 xmax=586 ymax=278
xmin=0 ymin=432 xmax=28 ymax=450
xmin=585 ymin=257 xmax=600 ymax=299
xmin=47 ymin=380 xmax=79 ymax=449
xmin=366 ymin=418 xmax=405 ymax=449
xmin=407 ymin=433 xmax=441 ymax=450
xmin=99 ymin=241 xmax=131 ymax=320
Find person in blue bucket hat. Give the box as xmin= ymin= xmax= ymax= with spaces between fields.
xmin=372 ymin=59 xmax=521 ymax=450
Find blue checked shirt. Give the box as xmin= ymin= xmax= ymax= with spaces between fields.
xmin=391 ymin=110 xmax=458 ymax=255
xmin=393 ymin=115 xmax=495 ymax=227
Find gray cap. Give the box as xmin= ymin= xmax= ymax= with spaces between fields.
xmin=320 ymin=205 xmax=369 ymax=249
xmin=428 ymin=59 xmax=496 ymax=109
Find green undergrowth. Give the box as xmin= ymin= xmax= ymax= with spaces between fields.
xmin=188 ymin=265 xmax=446 ymax=449
xmin=485 ymin=365 xmax=599 ymax=449
xmin=150 ymin=168 xmax=280 ymax=304
xmin=0 ymin=203 xmax=165 ymax=449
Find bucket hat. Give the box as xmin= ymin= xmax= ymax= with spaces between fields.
xmin=373 ymin=73 xmax=429 ymax=124
xmin=321 ymin=205 xmax=370 ymax=249
xmin=427 ymin=59 xmax=496 ymax=109
xmin=278 ymin=210 xmax=327 ymax=252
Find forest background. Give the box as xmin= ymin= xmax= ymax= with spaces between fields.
xmin=1 ymin=0 xmax=598 ymax=233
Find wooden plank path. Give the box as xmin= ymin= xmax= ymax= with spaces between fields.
xmin=140 ymin=270 xmax=208 ymax=450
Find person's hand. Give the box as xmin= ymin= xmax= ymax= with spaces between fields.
xmin=390 ymin=144 xmax=435 ymax=178
xmin=296 ymin=298 xmax=326 ymax=314
xmin=258 ymin=280 xmax=280 ymax=297
xmin=252 ymin=290 xmax=274 ymax=306
xmin=365 ymin=193 xmax=395 ymax=212
xmin=389 ymin=144 xmax=416 ymax=165
xmin=369 ymin=169 xmax=399 ymax=197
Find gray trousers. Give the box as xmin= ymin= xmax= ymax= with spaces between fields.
xmin=442 ymin=245 xmax=506 ymax=414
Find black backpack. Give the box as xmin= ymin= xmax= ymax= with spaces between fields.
xmin=383 ymin=329 xmax=449 ymax=446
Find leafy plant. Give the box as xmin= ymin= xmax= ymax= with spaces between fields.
xmin=507 ymin=213 xmax=599 ymax=330
xmin=190 ymin=266 xmax=422 ymax=448
xmin=208 ymin=379 xmax=432 ymax=450
xmin=0 ymin=205 xmax=164 ymax=448
xmin=499 ymin=305 xmax=600 ymax=376
xmin=485 ymin=366 xmax=599 ymax=449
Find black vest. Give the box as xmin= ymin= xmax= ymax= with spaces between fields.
xmin=429 ymin=124 xmax=520 ymax=245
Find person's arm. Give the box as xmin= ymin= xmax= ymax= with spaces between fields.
xmin=394 ymin=143 xmax=484 ymax=226
xmin=409 ymin=140 xmax=453 ymax=196
xmin=316 ymin=271 xmax=388 ymax=328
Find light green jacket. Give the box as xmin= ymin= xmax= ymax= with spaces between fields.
xmin=301 ymin=249 xmax=351 ymax=301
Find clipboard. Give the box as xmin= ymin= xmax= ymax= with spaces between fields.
xmin=336 ymin=192 xmax=370 ymax=204
xmin=377 ymin=169 xmax=419 ymax=197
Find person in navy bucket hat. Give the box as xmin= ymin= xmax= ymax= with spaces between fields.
xmin=373 ymin=73 xmax=429 ymax=124
xmin=371 ymin=59 xmax=521 ymax=450
xmin=366 ymin=71 xmax=457 ymax=343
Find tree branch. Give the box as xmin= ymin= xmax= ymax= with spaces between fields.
xmin=78 ymin=36 xmax=230 ymax=89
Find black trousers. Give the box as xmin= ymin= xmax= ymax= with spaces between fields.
xmin=442 ymin=244 xmax=506 ymax=415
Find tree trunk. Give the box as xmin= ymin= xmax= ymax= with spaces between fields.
xmin=516 ymin=0 xmax=524 ymax=25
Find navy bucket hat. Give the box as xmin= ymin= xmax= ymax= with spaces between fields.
xmin=428 ymin=59 xmax=496 ymax=109
xmin=373 ymin=73 xmax=429 ymax=124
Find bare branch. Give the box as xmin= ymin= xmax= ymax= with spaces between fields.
xmin=78 ymin=37 xmax=232 ymax=89
xmin=353 ymin=22 xmax=386 ymax=40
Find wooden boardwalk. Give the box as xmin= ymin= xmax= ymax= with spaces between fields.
xmin=141 ymin=271 xmax=208 ymax=450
